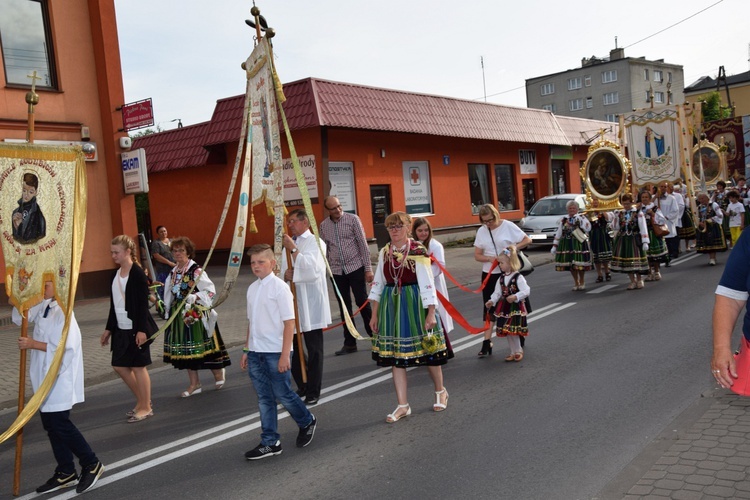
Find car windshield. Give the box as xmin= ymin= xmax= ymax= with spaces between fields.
xmin=528 ymin=199 xmax=572 ymax=216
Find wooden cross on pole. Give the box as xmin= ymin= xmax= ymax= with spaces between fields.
xmin=25 ymin=70 xmax=42 ymax=143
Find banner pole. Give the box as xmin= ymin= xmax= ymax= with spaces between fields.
xmin=13 ymin=313 xmax=29 ymax=496
xmin=285 ymin=246 xmax=307 ymax=384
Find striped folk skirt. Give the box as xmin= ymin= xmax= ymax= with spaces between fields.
xmin=610 ymin=232 xmax=649 ymax=274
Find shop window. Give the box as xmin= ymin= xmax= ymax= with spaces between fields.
xmin=494 ymin=164 xmax=517 ymax=211
xmin=468 ymin=164 xmax=491 ymax=214
xmin=0 ymin=0 xmax=57 ymax=88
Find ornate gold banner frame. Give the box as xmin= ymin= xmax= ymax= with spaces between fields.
xmin=691 ymin=139 xmax=726 ymax=192
xmin=579 ymin=137 xmax=632 ymax=211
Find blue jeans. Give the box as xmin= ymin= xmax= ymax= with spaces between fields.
xmin=247 ymin=351 xmax=313 ymax=446
xmin=40 ymin=410 xmax=98 ymax=474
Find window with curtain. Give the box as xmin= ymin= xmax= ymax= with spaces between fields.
xmin=0 ymin=0 xmax=57 ymax=88
xmin=468 ymin=164 xmax=491 ymax=214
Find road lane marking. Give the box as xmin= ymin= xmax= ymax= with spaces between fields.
xmin=587 ymin=285 xmax=618 ymax=294
xmin=669 ymin=252 xmax=702 ymax=266
xmin=16 ymin=300 xmax=577 ymax=498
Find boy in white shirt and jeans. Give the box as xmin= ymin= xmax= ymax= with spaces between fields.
xmin=242 ymin=244 xmax=317 ymax=460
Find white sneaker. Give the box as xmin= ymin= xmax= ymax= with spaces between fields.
xmin=709 ymin=259 xmax=716 ymax=266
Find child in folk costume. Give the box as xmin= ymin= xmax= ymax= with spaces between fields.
xmin=551 ymin=200 xmax=592 ymax=291
xmin=485 ymin=246 xmax=530 ymax=362
xmin=588 ymin=198 xmax=614 ymax=283
xmin=726 ymin=190 xmax=745 ymax=247
xmin=674 ymin=183 xmax=696 ymax=251
xmin=711 ymin=180 xmax=732 ymax=247
xmin=695 ymin=192 xmax=727 ymax=265
xmin=610 ymin=193 xmax=650 ymax=290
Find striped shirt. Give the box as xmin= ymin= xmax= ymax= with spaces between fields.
xmin=319 ymin=212 xmax=372 ymax=275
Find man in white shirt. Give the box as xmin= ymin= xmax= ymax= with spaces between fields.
xmin=658 ymin=182 xmax=680 ymax=265
xmin=281 ymin=209 xmax=332 ymax=405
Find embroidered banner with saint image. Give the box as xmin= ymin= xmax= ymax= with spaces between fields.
xmin=621 ymin=105 xmax=684 ymax=187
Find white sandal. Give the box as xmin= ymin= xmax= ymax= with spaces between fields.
xmin=215 ymin=368 xmax=226 ymax=389
xmin=386 ymin=404 xmax=411 ymax=423
xmin=181 ymin=385 xmax=202 ymax=398
xmin=433 ymin=389 xmax=449 ymax=412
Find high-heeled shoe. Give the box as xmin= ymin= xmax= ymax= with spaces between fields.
xmin=605 ymin=273 xmax=612 ymax=281
xmin=215 ymin=368 xmax=226 ymax=390
xmin=433 ymin=389 xmax=449 ymax=412
xmin=386 ymin=404 xmax=411 ymax=423
xmin=478 ymin=339 xmax=493 ymax=357
xmin=181 ymin=385 xmax=202 ymax=398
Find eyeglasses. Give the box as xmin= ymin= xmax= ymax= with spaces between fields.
xmin=386 ymin=224 xmax=404 ymax=231
xmin=172 ymin=248 xmax=187 ymax=253
xmin=326 ymin=204 xmax=342 ymax=211
xmin=480 ymin=217 xmax=495 ymax=225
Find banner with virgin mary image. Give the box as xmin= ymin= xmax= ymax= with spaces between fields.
xmin=621 ymin=105 xmax=686 ymax=187
xmin=0 ymin=142 xmax=87 ymax=444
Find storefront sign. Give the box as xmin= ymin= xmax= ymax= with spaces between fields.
xmin=121 ymin=148 xmax=149 ymax=194
xmin=283 ymin=154 xmax=318 ymax=206
xmin=402 ymin=160 xmax=432 ymax=215
xmin=519 ymin=149 xmax=538 ymax=174
xmin=121 ymin=98 xmax=154 ymax=131
xmin=328 ymin=161 xmax=357 ymax=213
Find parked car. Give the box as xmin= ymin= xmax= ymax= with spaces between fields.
xmin=518 ymin=194 xmax=587 ymax=245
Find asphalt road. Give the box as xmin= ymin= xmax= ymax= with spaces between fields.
xmin=0 ymin=248 xmax=724 ymax=499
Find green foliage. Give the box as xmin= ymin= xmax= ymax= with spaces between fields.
xmin=129 ymin=126 xmax=162 ymax=138
xmin=135 ymin=193 xmax=150 ymax=234
xmin=700 ymin=91 xmax=732 ymax=122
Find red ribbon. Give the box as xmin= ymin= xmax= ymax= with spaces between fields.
xmin=437 ymin=290 xmax=490 ymax=334
xmin=430 ymin=254 xmax=498 ymax=294
xmin=323 ymin=298 xmax=370 ymax=332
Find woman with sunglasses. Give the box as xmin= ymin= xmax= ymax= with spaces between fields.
xmin=473 ymin=204 xmax=531 ymax=356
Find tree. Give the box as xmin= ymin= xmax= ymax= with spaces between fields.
xmin=700 ymin=91 xmax=732 ymax=123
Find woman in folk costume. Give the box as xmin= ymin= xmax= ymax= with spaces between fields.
xmin=369 ymin=212 xmax=452 ymax=423
xmin=163 ymin=236 xmax=230 ymax=398
xmin=695 ymin=193 xmax=727 ymax=266
xmin=551 ymin=200 xmax=592 ymax=291
xmin=588 ymin=198 xmax=614 ymax=283
xmin=610 ymin=193 xmax=650 ymax=290
xmin=485 ymin=246 xmax=530 ymax=362
xmin=674 ymin=183 xmax=696 ymax=251
xmin=411 ymin=217 xmax=454 ymax=339
xmin=638 ymin=190 xmax=669 ymax=282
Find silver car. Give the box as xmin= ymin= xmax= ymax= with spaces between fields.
xmin=518 ymin=194 xmax=587 ymax=245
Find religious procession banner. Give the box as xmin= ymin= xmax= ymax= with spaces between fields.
xmin=703 ymin=117 xmax=745 ymax=178
xmin=621 ymin=105 xmax=687 ymax=187
xmin=0 ymin=142 xmax=87 ymax=443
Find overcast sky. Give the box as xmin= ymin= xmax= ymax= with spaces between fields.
xmin=114 ymin=0 xmax=749 ymax=131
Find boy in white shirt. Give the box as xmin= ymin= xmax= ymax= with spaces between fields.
xmin=241 ymin=244 xmax=317 ymax=460
xmin=727 ymin=190 xmax=745 ymax=247
xmin=12 ymin=281 xmax=105 ymax=494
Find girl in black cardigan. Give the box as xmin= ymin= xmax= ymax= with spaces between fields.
xmin=101 ymin=235 xmax=156 ymax=423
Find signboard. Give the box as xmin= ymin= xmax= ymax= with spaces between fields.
xmin=4 ymin=139 xmax=97 ymax=162
xmin=402 ymin=160 xmax=433 ymax=215
xmin=283 ymin=154 xmax=318 ymax=206
xmin=121 ymin=148 xmax=149 ymax=194
xmin=121 ymin=98 xmax=154 ymax=131
xmin=329 ymin=161 xmax=357 ymax=213
xmin=519 ymin=149 xmax=538 ymax=174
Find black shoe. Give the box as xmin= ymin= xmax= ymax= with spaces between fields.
xmin=665 ymin=261 xmax=671 ymax=267
xmin=304 ymin=395 xmax=319 ymax=406
xmin=296 ymin=388 xmax=307 ymax=398
xmin=296 ymin=415 xmax=317 ymax=448
xmin=335 ymin=346 xmax=358 ymax=355
xmin=76 ymin=461 xmax=105 ymax=494
xmin=36 ymin=471 xmax=78 ymax=494
xmin=478 ymin=339 xmax=493 ymax=357
xmin=245 ymin=440 xmax=282 ymax=460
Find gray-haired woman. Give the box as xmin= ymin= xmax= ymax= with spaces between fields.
xmin=551 ymin=200 xmax=592 ymax=291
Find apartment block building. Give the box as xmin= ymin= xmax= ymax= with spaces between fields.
xmin=526 ymin=48 xmax=684 ymax=122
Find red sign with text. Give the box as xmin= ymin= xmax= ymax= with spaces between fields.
xmin=121 ymin=98 xmax=154 ymax=131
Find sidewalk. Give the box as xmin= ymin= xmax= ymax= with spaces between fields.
xmin=2 ymin=246 xmax=748 ymax=498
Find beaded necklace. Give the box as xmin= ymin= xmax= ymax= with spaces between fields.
xmin=388 ymin=239 xmax=410 ymax=294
